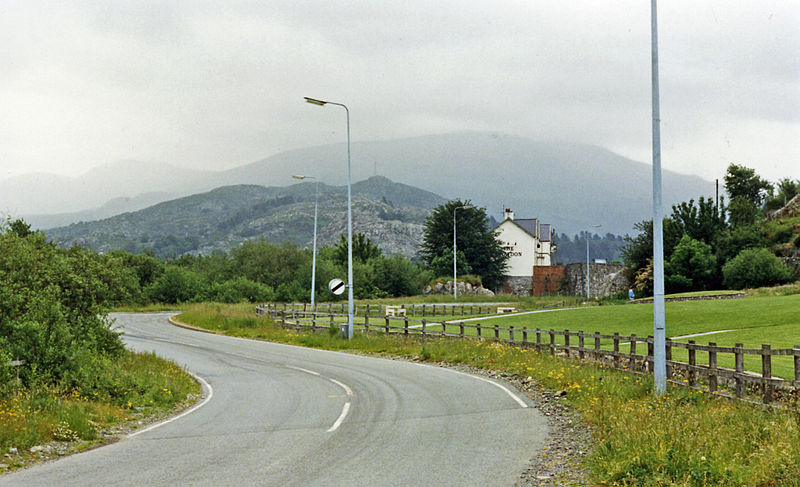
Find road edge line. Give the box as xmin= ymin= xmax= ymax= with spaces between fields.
xmin=127 ymin=372 xmax=214 ymax=438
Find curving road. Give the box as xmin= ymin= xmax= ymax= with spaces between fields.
xmin=1 ymin=313 xmax=547 ymax=486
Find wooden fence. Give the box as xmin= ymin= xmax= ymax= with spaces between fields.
xmin=259 ymin=301 xmax=577 ymax=318
xmin=257 ymin=305 xmax=800 ymax=404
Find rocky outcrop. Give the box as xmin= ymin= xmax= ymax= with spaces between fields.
xmin=423 ymin=280 xmax=495 ymax=296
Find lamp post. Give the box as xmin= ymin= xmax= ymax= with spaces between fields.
xmin=650 ymin=0 xmax=667 ymax=394
xmin=586 ymin=224 xmax=602 ymax=298
xmin=452 ymin=204 xmax=469 ymax=300
xmin=304 ymin=97 xmax=354 ymax=339
xmin=292 ymin=175 xmax=319 ymax=311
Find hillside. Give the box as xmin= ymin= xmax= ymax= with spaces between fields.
xmin=46 ymin=177 xmax=445 ymax=258
xmin=5 ymin=132 xmax=715 ymax=235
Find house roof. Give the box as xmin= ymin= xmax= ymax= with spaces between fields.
xmin=497 ymin=217 xmax=553 ymax=242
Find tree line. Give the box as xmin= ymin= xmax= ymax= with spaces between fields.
xmin=623 ymin=163 xmax=798 ymax=295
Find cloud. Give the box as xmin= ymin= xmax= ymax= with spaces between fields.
xmin=0 ymin=1 xmax=797 ymax=183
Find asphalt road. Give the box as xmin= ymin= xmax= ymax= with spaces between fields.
xmin=1 ymin=313 xmax=547 ymax=486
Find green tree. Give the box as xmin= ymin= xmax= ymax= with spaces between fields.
xmin=670 ymin=197 xmax=726 ymax=246
xmin=765 ymin=178 xmax=800 ymax=211
xmin=724 ymin=164 xmax=771 ymax=226
xmin=373 ymin=255 xmax=428 ymax=297
xmin=724 ymin=163 xmax=772 ymax=206
xmin=420 ymin=200 xmax=508 ymax=290
xmin=146 ymin=266 xmax=205 ymax=303
xmin=722 ymin=248 xmax=794 ymax=289
xmin=665 ymin=235 xmax=716 ymax=292
xmin=332 ymin=233 xmax=382 ymax=267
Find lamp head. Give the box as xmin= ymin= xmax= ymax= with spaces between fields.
xmin=304 ymin=97 xmax=327 ymax=106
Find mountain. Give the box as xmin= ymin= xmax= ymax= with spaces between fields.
xmin=0 ymin=160 xmax=214 ymax=216
xmin=5 ymin=132 xmax=715 ymax=235
xmin=213 ymin=133 xmax=714 ymax=236
xmin=45 ymin=177 xmax=445 ymax=258
xmin=23 ymin=192 xmax=175 ymax=230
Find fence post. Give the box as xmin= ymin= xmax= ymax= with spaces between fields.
xmin=762 ymin=344 xmax=772 ymax=403
xmin=385 ymin=316 xmax=390 ymax=334
xmin=735 ymin=343 xmax=744 ymax=398
xmin=422 ymin=320 xmax=427 ymax=338
xmin=688 ymin=340 xmax=697 ymax=387
xmin=549 ymin=330 xmax=556 ymax=355
xmin=477 ymin=323 xmax=482 ymax=337
xmin=312 ymin=312 xmax=317 ymax=332
xmin=564 ymin=330 xmax=570 ymax=358
xmin=367 ymin=304 xmax=371 ymax=316
xmin=594 ymin=332 xmax=601 ymax=361
xmin=460 ymin=322 xmax=465 ymax=337
xmin=629 ymin=334 xmax=637 ymax=371
xmin=509 ymin=326 xmax=515 ymax=343
xmin=404 ymin=317 xmax=409 ymax=335
xmin=303 ymin=302 xmax=307 ymax=313
xmin=432 ymin=305 xmax=436 ymax=317
xmin=578 ymin=331 xmax=585 ymax=360
xmin=441 ymin=320 xmax=446 ymax=337
xmin=708 ymin=342 xmax=718 ymax=393
xmin=613 ymin=333 xmax=620 ymax=368
xmin=461 ymin=304 xmax=465 ymax=316
xmin=536 ymin=328 xmax=542 ymax=352
xmin=666 ymin=338 xmax=673 ymax=380
xmin=422 ymin=304 xmax=426 ymax=316
xmin=280 ymin=310 xmax=286 ymax=326
xmin=494 ymin=325 xmax=500 ymax=340
xmin=364 ymin=314 xmax=369 ymax=333
xmin=794 ymin=345 xmax=800 ymax=384
xmin=523 ymin=327 xmax=528 ymax=345
xmin=647 ymin=336 xmax=654 ymax=373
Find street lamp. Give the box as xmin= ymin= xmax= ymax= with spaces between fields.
xmin=292 ymin=174 xmax=319 ymax=311
xmin=453 ymin=204 xmax=470 ymax=300
xmin=650 ymin=0 xmax=667 ymax=394
xmin=586 ymin=224 xmax=602 ymax=298
xmin=304 ymin=97 xmax=354 ymax=339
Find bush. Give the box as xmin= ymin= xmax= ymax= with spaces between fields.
xmin=146 ymin=266 xmax=205 ymax=303
xmin=722 ymin=248 xmax=794 ymax=289
xmin=208 ymin=277 xmax=275 ymax=303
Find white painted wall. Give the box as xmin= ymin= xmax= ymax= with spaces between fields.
xmin=496 ymin=221 xmax=536 ymax=277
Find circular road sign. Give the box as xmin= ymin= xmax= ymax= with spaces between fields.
xmin=328 ymin=278 xmax=346 ymax=295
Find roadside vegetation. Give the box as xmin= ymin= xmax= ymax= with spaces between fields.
xmin=175 ymin=301 xmax=800 ymax=486
xmin=0 ymin=220 xmax=199 ymax=469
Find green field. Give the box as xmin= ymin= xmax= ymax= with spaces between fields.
xmin=284 ymin=294 xmax=800 ymax=379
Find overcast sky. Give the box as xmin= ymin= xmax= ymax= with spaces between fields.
xmin=2 ymin=1 xmax=798 ymax=184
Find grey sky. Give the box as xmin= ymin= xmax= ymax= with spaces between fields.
xmin=2 ymin=1 xmax=798 ymax=183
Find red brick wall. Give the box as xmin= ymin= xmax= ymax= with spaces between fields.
xmin=531 ymin=265 xmax=566 ymax=296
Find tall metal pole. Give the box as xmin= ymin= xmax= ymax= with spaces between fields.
xmin=304 ymin=97 xmax=354 ymax=339
xmin=585 ymin=235 xmax=590 ymax=298
xmin=292 ymin=174 xmax=319 ymax=310
xmin=454 ymin=207 xmax=458 ymax=300
xmin=651 ymin=0 xmax=667 ymax=394
xmin=311 ymin=180 xmax=319 ymax=310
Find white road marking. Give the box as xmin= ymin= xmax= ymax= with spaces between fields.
xmin=286 ymin=365 xmax=321 ymax=376
xmin=411 ymin=362 xmax=528 ymax=409
xmin=285 ymin=364 xmax=354 ymax=431
xmin=327 ymin=402 xmax=351 ymax=432
xmin=128 ymin=372 xmax=213 ymax=438
xmin=329 ymin=378 xmax=354 ymax=396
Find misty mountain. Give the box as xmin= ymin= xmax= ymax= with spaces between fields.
xmin=23 ymin=192 xmax=175 ymax=230
xmin=0 ymin=160 xmax=214 ymax=216
xmin=45 ymin=177 xmax=445 ymax=258
xmin=4 ymin=132 xmax=715 ymax=235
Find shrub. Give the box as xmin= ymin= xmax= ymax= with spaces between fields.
xmin=146 ymin=266 xmax=205 ymax=303
xmin=722 ymin=248 xmax=794 ymax=289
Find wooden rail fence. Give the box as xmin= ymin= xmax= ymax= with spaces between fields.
xmin=256 ymin=304 xmax=800 ymax=404
xmin=258 ymin=301 xmax=577 ymax=318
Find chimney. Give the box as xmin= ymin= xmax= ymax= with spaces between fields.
xmin=504 ymin=208 xmax=514 ymax=220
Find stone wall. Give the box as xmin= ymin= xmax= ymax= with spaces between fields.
xmin=423 ymin=280 xmax=495 ymax=296
xmin=564 ymin=263 xmax=630 ymax=298
xmin=501 ymin=276 xmax=533 ymax=296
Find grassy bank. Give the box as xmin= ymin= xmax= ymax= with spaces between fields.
xmin=176 ymin=303 xmax=800 ymax=486
xmin=0 ymin=351 xmax=200 ymax=470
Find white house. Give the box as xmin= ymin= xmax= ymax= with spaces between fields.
xmin=494 ymin=208 xmax=555 ymax=277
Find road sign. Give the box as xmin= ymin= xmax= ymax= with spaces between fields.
xmin=328 ymin=278 xmax=345 ymax=295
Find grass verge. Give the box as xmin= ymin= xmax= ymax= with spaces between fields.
xmin=0 ymin=350 xmax=200 ymax=471
xmin=176 ymin=302 xmax=800 ymax=486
